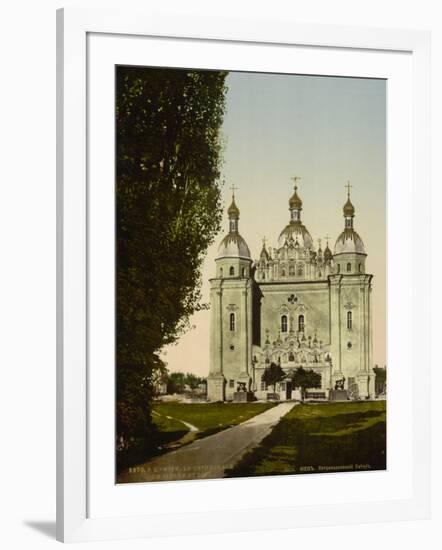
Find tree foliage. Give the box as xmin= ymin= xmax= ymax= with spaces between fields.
xmin=262 ymin=362 xmax=286 ymax=393
xmin=116 ymin=66 xmax=228 ymax=470
xmin=166 ymin=371 xmax=205 ymax=394
xmin=291 ymin=367 xmax=322 ymax=401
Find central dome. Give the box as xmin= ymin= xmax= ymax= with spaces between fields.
xmin=278 ymin=221 xmax=314 ymax=249
xmin=217 ymin=233 xmax=251 ymax=259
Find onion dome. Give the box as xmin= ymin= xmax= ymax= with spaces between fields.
xmin=217 ymin=189 xmax=251 ymax=260
xmin=334 ymin=184 xmax=366 ymax=255
xmin=227 ymin=197 xmax=240 ymax=218
xmin=289 ymin=186 xmax=303 ymax=209
xmin=278 ymin=179 xmax=313 ymax=248
xmin=343 ymin=196 xmax=355 ymax=217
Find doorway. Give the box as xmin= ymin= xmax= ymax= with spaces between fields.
xmin=286 ymin=381 xmax=292 ymax=400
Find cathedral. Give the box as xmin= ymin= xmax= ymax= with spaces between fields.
xmin=207 ymin=180 xmax=375 ymax=402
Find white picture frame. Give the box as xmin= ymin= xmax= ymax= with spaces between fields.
xmin=56 ymin=7 xmax=430 ymax=543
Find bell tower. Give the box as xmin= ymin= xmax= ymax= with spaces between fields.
xmin=207 ymin=189 xmax=253 ymax=401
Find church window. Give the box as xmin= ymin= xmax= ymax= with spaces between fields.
xmin=229 ymin=313 xmax=235 ymax=331
xmin=281 ymin=315 xmax=288 ymax=333
xmin=229 ymin=379 xmax=234 ymax=388
xmin=347 ymin=262 xmax=351 ymax=272
xmin=289 ymin=352 xmax=294 ymax=362
xmin=261 ymin=380 xmax=267 ymax=391
xmin=297 ymin=263 xmax=304 ymax=276
xmin=220 ymin=267 xmax=223 ymax=278
xmin=358 ymin=263 xmax=362 ymax=272
xmin=262 ymin=272 xmax=266 ymax=280
xmin=281 ymin=269 xmax=286 ymax=277
xmin=242 ymin=267 xmax=246 ymax=277
xmin=337 ymin=264 xmax=340 ymax=273
xmin=298 ymin=314 xmax=305 ymax=332
xmin=229 ymin=266 xmax=234 ymax=276
xmin=289 ymin=263 xmax=295 ymax=276
xmin=347 ymin=311 xmax=352 ymax=330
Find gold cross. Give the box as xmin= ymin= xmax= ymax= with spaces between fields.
xmin=345 ymin=181 xmax=353 ymax=197
xmin=324 ymin=234 xmax=330 ymax=246
xmin=262 ymin=236 xmax=267 ymax=248
xmin=291 ymin=176 xmax=301 ymax=190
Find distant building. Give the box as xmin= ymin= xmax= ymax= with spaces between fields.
xmin=207 ymin=182 xmax=374 ymax=401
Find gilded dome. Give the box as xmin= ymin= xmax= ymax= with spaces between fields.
xmin=343 ymin=197 xmax=355 ymax=217
xmin=227 ymin=197 xmax=240 ymax=218
xmin=289 ymin=187 xmax=303 ymax=209
xmin=334 ymin=229 xmax=365 ymax=255
xmin=278 ymin=221 xmax=314 ymax=249
xmin=217 ymin=233 xmax=251 ymax=259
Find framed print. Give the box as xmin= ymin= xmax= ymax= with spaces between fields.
xmin=57 ymin=7 xmax=430 ymax=542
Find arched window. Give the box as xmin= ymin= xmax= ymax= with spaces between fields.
xmin=229 ymin=266 xmax=234 ymax=276
xmin=347 ymin=311 xmax=352 ymax=330
xmin=358 ymin=263 xmax=362 ymax=273
xmin=242 ymin=267 xmax=246 ymax=277
xmin=297 ymin=263 xmax=304 ymax=276
xmin=289 ymin=352 xmax=295 ymax=362
xmin=281 ymin=269 xmax=286 ymax=277
xmin=298 ymin=314 xmax=305 ymax=332
xmin=229 ymin=313 xmax=235 ymax=332
xmin=219 ymin=267 xmax=223 ymax=278
xmin=262 ymin=272 xmax=266 ymax=280
xmin=337 ymin=264 xmax=340 ymax=273
xmin=281 ymin=315 xmax=288 ymax=333
xmin=347 ymin=262 xmax=351 ymax=272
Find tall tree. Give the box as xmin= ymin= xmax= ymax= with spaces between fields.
xmin=116 ymin=66 xmax=228 ymax=470
xmin=291 ymin=367 xmax=322 ymax=401
xmin=262 ymin=362 xmax=286 ymax=394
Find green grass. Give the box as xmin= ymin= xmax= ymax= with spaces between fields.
xmin=226 ymin=401 xmax=386 ymax=478
xmin=152 ymin=401 xmax=276 ymax=444
xmin=151 ymin=410 xmax=189 ymax=446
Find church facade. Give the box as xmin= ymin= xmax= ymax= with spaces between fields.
xmin=207 ymin=182 xmax=375 ymax=402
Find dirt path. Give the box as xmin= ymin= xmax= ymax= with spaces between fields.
xmin=118 ymin=402 xmax=296 ymax=483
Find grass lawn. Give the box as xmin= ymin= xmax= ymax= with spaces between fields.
xmin=152 ymin=401 xmax=276 ymax=447
xmin=226 ymin=401 xmax=386 ymax=478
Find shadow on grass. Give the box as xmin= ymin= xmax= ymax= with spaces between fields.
xmin=226 ymin=407 xmax=386 ymax=478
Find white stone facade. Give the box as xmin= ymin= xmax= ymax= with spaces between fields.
xmin=207 ymin=185 xmax=375 ymax=401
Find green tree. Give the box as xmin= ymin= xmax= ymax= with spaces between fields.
xmin=116 ymin=66 xmax=228 ymax=470
xmin=262 ymin=362 xmax=286 ymax=393
xmin=291 ymin=367 xmax=322 ymax=401
xmin=185 ymin=373 xmax=204 ymax=393
xmin=166 ymin=372 xmax=186 ymax=394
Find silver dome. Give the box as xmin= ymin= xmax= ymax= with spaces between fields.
xmin=217 ymin=233 xmax=251 ymax=259
xmin=278 ymin=221 xmax=314 ymax=249
xmin=334 ymin=229 xmax=365 ymax=255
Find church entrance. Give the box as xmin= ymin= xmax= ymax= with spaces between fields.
xmin=286 ymin=381 xmax=292 ymax=400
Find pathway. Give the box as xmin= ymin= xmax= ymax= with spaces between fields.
xmin=118 ymin=401 xmax=296 ymax=483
